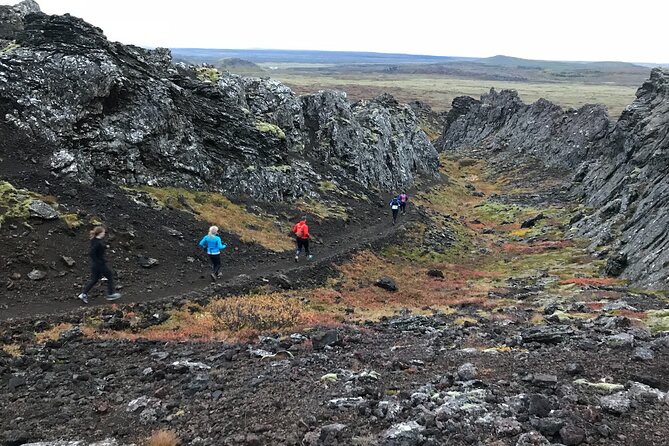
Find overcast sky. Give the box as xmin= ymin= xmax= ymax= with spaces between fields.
xmin=3 ymin=0 xmax=667 ymax=63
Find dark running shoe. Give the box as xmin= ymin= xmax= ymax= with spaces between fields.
xmin=78 ymin=293 xmax=89 ymax=304
xmin=106 ymin=293 xmax=121 ymax=301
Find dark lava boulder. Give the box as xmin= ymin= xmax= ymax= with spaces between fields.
xmin=375 ymin=276 xmax=398 ymax=292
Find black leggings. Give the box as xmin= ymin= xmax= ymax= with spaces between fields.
xmin=209 ymin=254 xmax=221 ymax=275
xmin=296 ymin=238 xmax=310 ymax=255
xmin=400 ymin=203 xmax=406 ymax=213
xmin=82 ymin=263 xmax=115 ymax=295
xmin=392 ymin=208 xmax=399 ymax=223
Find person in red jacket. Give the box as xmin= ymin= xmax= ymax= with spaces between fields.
xmin=292 ymin=216 xmax=313 ymax=262
xmin=398 ymin=192 xmax=409 ymax=215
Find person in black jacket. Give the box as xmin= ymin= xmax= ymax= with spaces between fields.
xmin=78 ymin=226 xmax=121 ymax=304
xmin=389 ymin=196 xmax=401 ymax=225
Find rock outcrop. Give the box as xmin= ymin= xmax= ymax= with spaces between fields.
xmin=0 ymin=0 xmax=38 ymax=43
xmin=437 ymin=89 xmax=613 ymax=170
xmin=438 ymin=69 xmax=669 ymax=290
xmin=0 ymin=4 xmax=438 ymax=202
xmin=574 ymin=69 xmax=669 ymax=290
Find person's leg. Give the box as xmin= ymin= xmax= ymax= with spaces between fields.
xmin=401 ymin=203 xmax=406 ymax=214
xmin=295 ymin=237 xmax=302 ymax=262
xmin=304 ymin=239 xmax=310 ymax=257
xmin=101 ymin=265 xmax=115 ymax=295
xmin=392 ymin=209 xmax=398 ymax=224
xmin=208 ymin=254 xmax=217 ymax=280
xmin=82 ymin=267 xmax=102 ymax=295
xmin=212 ymin=254 xmax=221 ymax=276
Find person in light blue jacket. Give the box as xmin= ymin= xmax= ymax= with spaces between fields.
xmin=199 ymin=225 xmax=227 ymax=281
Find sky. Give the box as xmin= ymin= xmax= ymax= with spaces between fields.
xmin=3 ymin=0 xmax=667 ymax=64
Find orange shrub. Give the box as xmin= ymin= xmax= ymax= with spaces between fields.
xmin=209 ymin=294 xmax=302 ymax=331
xmin=145 ymin=429 xmax=180 ymax=446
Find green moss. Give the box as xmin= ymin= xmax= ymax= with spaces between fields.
xmin=548 ymin=310 xmax=572 ymax=322
xmin=62 ymin=213 xmax=82 ymax=229
xmin=319 ymin=180 xmax=338 ymax=192
xmin=194 ymin=66 xmax=221 ymax=83
xmin=89 ymin=216 xmax=104 ymax=226
xmin=0 ymin=41 xmax=19 ymax=54
xmin=0 ymin=181 xmax=34 ymax=227
xmin=573 ymin=379 xmax=625 ymax=393
xmin=472 ymin=201 xmax=551 ymax=226
xmin=296 ymin=199 xmax=347 ymax=220
xmin=267 ymin=164 xmax=291 ymax=173
xmin=627 ymin=289 xmax=669 ymax=299
xmin=647 ymin=309 xmax=669 ymax=334
xmin=485 ymin=246 xmax=600 ymax=280
xmin=255 ymin=121 xmax=286 ymax=139
xmin=382 ymin=219 xmax=472 ymax=264
xmin=0 ymin=181 xmax=78 ymax=229
xmin=316 ymin=181 xmax=368 ymax=201
xmin=454 ymin=316 xmax=478 ymax=326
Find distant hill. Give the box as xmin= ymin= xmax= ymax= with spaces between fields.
xmin=477 ymin=55 xmax=648 ymax=72
xmin=170 ymin=48 xmax=473 ymax=65
xmin=169 ymin=49 xmax=654 ymax=86
xmin=216 ymin=58 xmax=265 ymax=75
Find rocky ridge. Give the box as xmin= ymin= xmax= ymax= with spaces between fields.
xmin=0 ymin=2 xmax=438 ymax=202
xmin=438 ymin=69 xmax=669 ymax=290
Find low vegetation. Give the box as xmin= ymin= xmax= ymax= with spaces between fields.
xmin=193 ymin=66 xmax=220 ymax=83
xmin=0 ymin=181 xmax=33 ymax=227
xmin=295 ymin=198 xmax=348 ymax=220
xmin=1 ymin=343 xmax=21 ymax=357
xmin=0 ymin=181 xmax=78 ymax=228
xmin=255 ymin=121 xmax=286 ymax=139
xmin=145 ymin=429 xmax=180 ymax=446
xmin=270 ymin=72 xmax=638 ymax=118
xmin=210 ymin=294 xmax=302 ymax=331
xmin=130 ymin=186 xmax=295 ymax=251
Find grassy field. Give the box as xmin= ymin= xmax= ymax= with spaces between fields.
xmin=176 ymin=49 xmax=647 ymax=119
xmin=267 ymin=72 xmax=638 ymax=118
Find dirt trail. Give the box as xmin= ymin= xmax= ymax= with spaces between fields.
xmin=1 ymin=206 xmax=419 ymax=321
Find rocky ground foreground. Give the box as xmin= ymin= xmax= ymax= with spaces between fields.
xmin=1 ymin=298 xmax=668 ymax=446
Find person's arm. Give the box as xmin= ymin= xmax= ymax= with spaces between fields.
xmin=218 ymin=237 xmax=227 ymax=250
xmin=199 ymin=236 xmax=207 ymax=249
xmin=303 ymin=225 xmax=310 ymax=239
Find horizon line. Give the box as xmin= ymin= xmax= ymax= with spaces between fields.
xmin=163 ymin=48 xmax=668 ymax=66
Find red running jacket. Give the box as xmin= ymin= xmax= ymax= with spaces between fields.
xmin=292 ymin=221 xmax=310 ymax=239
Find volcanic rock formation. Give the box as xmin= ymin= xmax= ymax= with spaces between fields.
xmin=438 ymin=69 xmax=669 ymax=290
xmin=0 ymin=2 xmax=438 ymax=202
